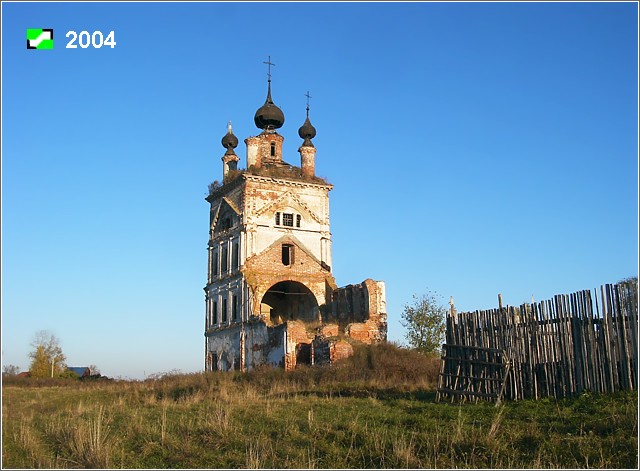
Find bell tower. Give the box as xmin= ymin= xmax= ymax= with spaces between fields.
xmin=204 ymin=58 xmax=386 ymax=372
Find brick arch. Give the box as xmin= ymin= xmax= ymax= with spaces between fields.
xmin=260 ymin=280 xmax=319 ymax=325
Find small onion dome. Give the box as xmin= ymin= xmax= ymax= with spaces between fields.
xmin=221 ymin=122 xmax=238 ymax=153
xmin=254 ymin=82 xmax=285 ymax=131
xmin=298 ymin=116 xmax=316 ymax=141
xmin=298 ymin=109 xmax=316 ymax=147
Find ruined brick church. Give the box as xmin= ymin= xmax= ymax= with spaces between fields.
xmin=204 ymin=61 xmax=386 ymax=371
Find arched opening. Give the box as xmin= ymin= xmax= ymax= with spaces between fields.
xmin=260 ymin=281 xmax=319 ymax=325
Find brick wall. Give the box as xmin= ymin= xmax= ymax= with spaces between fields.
xmin=244 ymin=235 xmax=334 ymax=318
xmin=331 ymin=279 xmax=388 ymax=344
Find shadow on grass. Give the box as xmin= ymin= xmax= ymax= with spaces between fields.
xmin=267 ymin=387 xmax=438 ymax=402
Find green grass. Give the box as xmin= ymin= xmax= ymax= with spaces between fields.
xmin=2 ymin=344 xmax=637 ymax=469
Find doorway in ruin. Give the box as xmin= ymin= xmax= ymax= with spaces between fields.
xmin=260 ymin=281 xmax=319 ymax=326
xmin=296 ymin=343 xmax=312 ymax=366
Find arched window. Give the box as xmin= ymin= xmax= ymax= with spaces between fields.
xmin=270 ymin=142 xmax=276 ymax=157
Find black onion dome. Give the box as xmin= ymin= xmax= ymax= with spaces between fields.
xmin=298 ymin=116 xmax=316 ymax=141
xmin=221 ymin=122 xmax=238 ymax=151
xmin=254 ymin=82 xmax=285 ymax=130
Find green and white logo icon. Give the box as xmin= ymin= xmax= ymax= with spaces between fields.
xmin=27 ymin=29 xmax=54 ymax=49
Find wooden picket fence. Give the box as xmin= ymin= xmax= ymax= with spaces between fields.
xmin=437 ymin=280 xmax=638 ymax=402
xmin=436 ymin=345 xmax=511 ymax=404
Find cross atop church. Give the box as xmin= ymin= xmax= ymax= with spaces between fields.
xmin=305 ymin=91 xmax=312 ymax=109
xmin=263 ymin=56 xmax=275 ymax=81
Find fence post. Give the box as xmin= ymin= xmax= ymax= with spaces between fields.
xmin=441 ymin=281 xmax=637 ymax=401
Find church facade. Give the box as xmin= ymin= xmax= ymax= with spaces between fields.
xmin=204 ymin=66 xmax=386 ymax=371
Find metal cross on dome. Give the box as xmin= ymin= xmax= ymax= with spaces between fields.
xmin=263 ymin=56 xmax=275 ymax=81
xmin=304 ymin=91 xmax=313 ymax=117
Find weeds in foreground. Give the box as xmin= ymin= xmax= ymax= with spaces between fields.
xmin=2 ymin=344 xmax=638 ymax=469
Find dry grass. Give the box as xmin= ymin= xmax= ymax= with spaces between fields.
xmin=2 ymin=344 xmax=637 ymax=469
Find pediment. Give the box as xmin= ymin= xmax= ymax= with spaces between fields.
xmin=212 ymin=197 xmax=242 ymax=232
xmin=254 ymin=191 xmax=323 ymax=224
xmin=247 ymin=234 xmax=325 ymax=268
xmin=221 ymin=196 xmax=241 ymax=216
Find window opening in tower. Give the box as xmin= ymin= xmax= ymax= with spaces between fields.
xmin=222 ymin=298 xmax=228 ymax=323
xmin=282 ymin=244 xmax=294 ymax=266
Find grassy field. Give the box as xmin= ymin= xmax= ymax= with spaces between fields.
xmin=2 ymin=343 xmax=638 ymax=469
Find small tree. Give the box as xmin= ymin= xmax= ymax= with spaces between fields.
xmin=28 ymin=331 xmax=67 ymax=378
xmin=401 ymin=291 xmax=447 ymax=356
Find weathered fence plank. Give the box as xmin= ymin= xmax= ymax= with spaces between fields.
xmin=439 ymin=280 xmax=638 ymax=402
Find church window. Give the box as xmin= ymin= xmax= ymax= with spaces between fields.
xmin=212 ymin=301 xmax=218 ymax=325
xmin=275 ymin=212 xmax=280 ymax=225
xmin=282 ymin=244 xmax=294 ymax=266
xmin=221 ymin=217 xmax=231 ymax=230
xmin=232 ymin=242 xmax=239 ymax=269
xmin=213 ymin=252 xmax=219 ymax=276
xmin=232 ymin=295 xmax=239 ymax=321
xmin=221 ymin=245 xmax=228 ymax=274
xmin=296 ymin=214 xmax=301 ymax=228
xmin=222 ymin=298 xmax=228 ymax=323
xmin=270 ymin=142 xmax=276 ymax=157
xmin=283 ymin=213 xmax=294 ymax=227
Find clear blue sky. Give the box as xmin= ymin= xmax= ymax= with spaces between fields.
xmin=2 ymin=1 xmax=638 ymax=380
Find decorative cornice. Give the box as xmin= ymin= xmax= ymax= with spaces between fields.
xmin=244 ymin=173 xmax=333 ymax=190
xmin=206 ymin=174 xmax=245 ymax=202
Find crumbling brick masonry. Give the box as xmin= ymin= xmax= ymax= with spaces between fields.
xmin=204 ymin=74 xmax=386 ymax=371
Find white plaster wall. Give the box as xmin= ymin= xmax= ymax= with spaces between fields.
xmin=246 ymin=141 xmax=258 ymax=167
xmin=244 ymin=178 xmax=332 ymax=266
xmin=243 ymin=323 xmax=269 ymax=369
xmin=266 ymin=328 xmax=286 ymax=367
xmin=207 ymin=328 xmax=240 ymax=371
xmin=206 ymin=275 xmax=244 ymax=328
xmin=376 ymin=281 xmax=387 ymax=315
